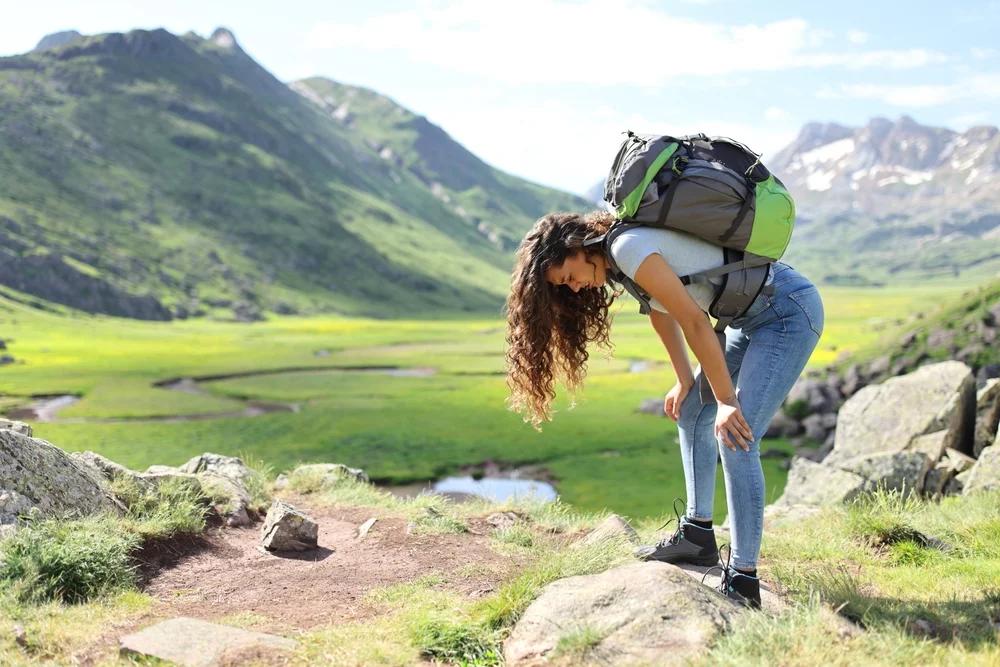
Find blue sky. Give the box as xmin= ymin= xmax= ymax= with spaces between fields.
xmin=2 ymin=0 xmax=998 ymax=195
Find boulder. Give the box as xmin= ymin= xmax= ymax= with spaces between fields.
xmin=504 ymin=562 xmax=741 ymax=666
xmin=261 ymin=500 xmax=318 ymax=551
xmin=291 ymin=463 xmax=369 ymax=485
xmin=909 ymin=430 xmax=949 ymax=463
xmin=486 ymin=511 xmax=522 ymax=530
xmin=842 ymin=364 xmax=866 ymax=398
xmin=794 ymin=442 xmax=833 ymax=464
xmin=574 ymin=514 xmax=639 ymax=548
xmin=140 ymin=454 xmax=257 ymax=526
xmin=119 ymin=617 xmax=296 ymax=666
xmin=786 ymin=378 xmax=840 ymax=415
xmin=71 ymin=451 xmax=146 ymax=486
xmin=0 ymin=430 xmax=122 ymax=525
xmin=774 ymin=458 xmax=865 ymax=507
xmin=962 ymin=446 xmax=1000 ymax=495
xmin=827 ymin=361 xmax=976 ymax=465
xmin=765 ymin=410 xmax=801 ymax=438
xmin=839 ymin=452 xmax=932 ymax=496
xmin=944 ymin=469 xmax=971 ymax=496
xmin=0 ymin=419 xmax=32 ymax=437
xmin=179 ymin=453 xmax=253 ymax=482
xmin=802 ymin=413 xmax=837 ymax=443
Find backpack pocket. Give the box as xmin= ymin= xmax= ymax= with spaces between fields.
xmin=745 ymin=175 xmax=795 ymax=259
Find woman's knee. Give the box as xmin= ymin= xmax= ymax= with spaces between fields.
xmin=678 ymin=383 xmax=714 ymax=429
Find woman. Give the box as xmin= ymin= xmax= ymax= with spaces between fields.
xmin=504 ymin=210 xmax=824 ymax=609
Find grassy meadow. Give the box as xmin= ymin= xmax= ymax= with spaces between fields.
xmin=0 ymin=279 xmax=977 ymax=520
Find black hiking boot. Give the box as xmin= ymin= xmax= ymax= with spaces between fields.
xmin=634 ymin=498 xmax=720 ymax=566
xmin=705 ymin=545 xmax=762 ymax=610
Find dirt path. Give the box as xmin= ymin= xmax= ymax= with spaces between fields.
xmin=75 ymin=493 xmax=525 ymax=664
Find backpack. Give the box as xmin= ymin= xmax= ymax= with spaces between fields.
xmin=583 ymin=132 xmax=796 ymax=403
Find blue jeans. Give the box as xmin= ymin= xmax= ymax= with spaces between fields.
xmin=677 ymin=262 xmax=824 ymax=569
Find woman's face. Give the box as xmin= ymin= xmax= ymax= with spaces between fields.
xmin=545 ymin=251 xmax=607 ymax=292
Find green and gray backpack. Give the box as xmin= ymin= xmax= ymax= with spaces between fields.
xmin=583 ymin=132 xmax=796 ymax=402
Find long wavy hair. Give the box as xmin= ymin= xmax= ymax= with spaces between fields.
xmin=504 ymin=210 xmax=621 ymax=428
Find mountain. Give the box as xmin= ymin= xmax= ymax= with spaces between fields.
xmin=0 ymin=28 xmax=589 ymax=320
xmin=33 ymin=30 xmax=83 ymax=52
xmin=771 ymin=116 xmax=1000 ymax=284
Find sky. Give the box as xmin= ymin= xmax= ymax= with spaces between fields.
xmin=2 ymin=0 xmax=999 ymax=195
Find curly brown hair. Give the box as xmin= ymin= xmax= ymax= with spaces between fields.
xmin=504 ymin=210 xmax=621 ymax=428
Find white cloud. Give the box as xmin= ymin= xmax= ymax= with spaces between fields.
xmin=833 ymin=73 xmax=1000 ymax=107
xmin=847 ymin=29 xmax=869 ymax=44
xmin=306 ymin=1 xmax=947 ymax=85
xmin=765 ymin=106 xmax=791 ymax=120
xmin=972 ymin=47 xmax=997 ymax=60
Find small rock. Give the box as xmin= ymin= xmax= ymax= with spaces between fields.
xmin=636 ymin=398 xmax=666 ymax=416
xmin=944 ymin=447 xmax=976 ymax=473
xmin=774 ymin=458 xmax=865 ymax=507
xmin=765 ymin=411 xmax=801 ymax=438
xmin=261 ymin=500 xmax=318 ymax=551
xmin=486 ymin=512 xmax=522 ymax=530
xmin=273 ymin=473 xmax=289 ymax=491
xmin=13 ymin=623 xmax=26 ymax=647
xmin=357 ymin=517 xmax=377 ymax=540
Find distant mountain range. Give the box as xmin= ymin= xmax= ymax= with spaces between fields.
xmin=0 ymin=28 xmax=587 ymax=320
xmin=586 ymin=118 xmax=1000 ymax=285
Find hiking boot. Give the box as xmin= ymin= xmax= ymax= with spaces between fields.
xmin=707 ymin=545 xmax=762 ymax=610
xmin=634 ymin=498 xmax=720 ymax=566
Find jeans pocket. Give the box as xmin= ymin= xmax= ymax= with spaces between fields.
xmin=788 ymin=286 xmax=824 ymax=337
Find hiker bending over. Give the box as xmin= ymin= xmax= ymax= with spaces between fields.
xmin=503 ymin=203 xmax=824 ymax=609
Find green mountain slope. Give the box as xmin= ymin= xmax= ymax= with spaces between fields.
xmin=291 ymin=77 xmax=586 ymax=250
xmin=0 ymin=28 xmax=589 ymax=320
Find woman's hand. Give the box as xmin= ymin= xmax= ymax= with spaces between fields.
xmin=715 ymin=396 xmax=754 ymax=452
xmin=663 ymin=380 xmax=692 ymax=421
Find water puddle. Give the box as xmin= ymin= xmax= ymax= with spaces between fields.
xmin=388 ymin=476 xmax=557 ymax=503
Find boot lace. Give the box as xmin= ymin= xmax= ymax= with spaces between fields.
xmin=654 ymin=497 xmax=687 ymax=548
xmin=701 ymin=543 xmax=735 ymax=596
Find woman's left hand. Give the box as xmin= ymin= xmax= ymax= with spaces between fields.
xmin=715 ymin=398 xmax=753 ymax=452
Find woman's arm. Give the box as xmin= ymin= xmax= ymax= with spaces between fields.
xmin=632 ymin=252 xmax=753 ymax=449
xmin=649 ymin=309 xmax=695 ymax=389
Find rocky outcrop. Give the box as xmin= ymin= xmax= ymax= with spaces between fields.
xmin=288 ymin=463 xmax=369 ymax=485
xmin=0 ymin=418 xmax=32 ymax=437
xmin=505 ymin=562 xmax=741 ymax=666
xmin=826 ymin=361 xmax=975 ymax=464
xmin=974 ymin=379 xmax=1000 ymax=457
xmin=775 ymin=361 xmax=989 ymax=507
xmin=261 ymin=500 xmax=318 ymax=552
xmin=1 ymin=430 xmax=122 ymax=526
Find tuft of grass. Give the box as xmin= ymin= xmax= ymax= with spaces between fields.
xmin=846 ymin=487 xmax=925 ymax=548
xmin=237 ymin=450 xmax=274 ymax=513
xmin=109 ymin=474 xmax=207 ymax=539
xmin=409 ymin=614 xmax=501 ymax=666
xmin=491 ymin=524 xmax=534 ymax=549
xmin=887 ymin=539 xmax=931 ymax=567
xmin=0 ymin=514 xmax=141 ymax=604
xmin=552 ymin=624 xmax=609 ymax=662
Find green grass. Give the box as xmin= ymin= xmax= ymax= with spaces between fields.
xmin=0 ymin=278 xmax=976 ymax=521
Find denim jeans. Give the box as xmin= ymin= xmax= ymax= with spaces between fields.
xmin=677 ymin=262 xmax=824 ymax=569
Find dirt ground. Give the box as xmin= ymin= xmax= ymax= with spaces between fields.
xmin=75 ymin=492 xmax=524 ymax=664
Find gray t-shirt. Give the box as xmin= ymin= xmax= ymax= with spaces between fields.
xmin=609 ymin=227 xmax=771 ymax=313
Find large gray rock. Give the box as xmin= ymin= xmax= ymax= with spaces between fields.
xmin=140 ymin=454 xmax=255 ymax=527
xmin=802 ymin=413 xmax=838 ymax=443
xmin=827 ymin=361 xmax=976 ymax=465
xmin=504 ymin=562 xmax=741 ymax=666
xmin=963 ymin=446 xmax=1000 ymax=495
xmin=973 ymin=379 xmax=1000 ymax=457
xmin=839 ymin=452 xmax=932 ymax=496
xmin=261 ymin=500 xmax=318 ymax=551
xmin=773 ymin=458 xmax=865 ymax=507
xmin=120 ymin=616 xmax=296 ymax=666
xmin=0 ymin=419 xmax=32 ymax=437
xmin=71 ymin=451 xmax=145 ymax=485
xmin=179 ymin=453 xmax=252 ymax=481
xmin=0 ymin=430 xmax=122 ymax=525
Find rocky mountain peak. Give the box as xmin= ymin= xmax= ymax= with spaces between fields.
xmin=34 ymin=30 xmax=83 ymax=52
xmin=210 ymin=27 xmax=240 ymax=50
